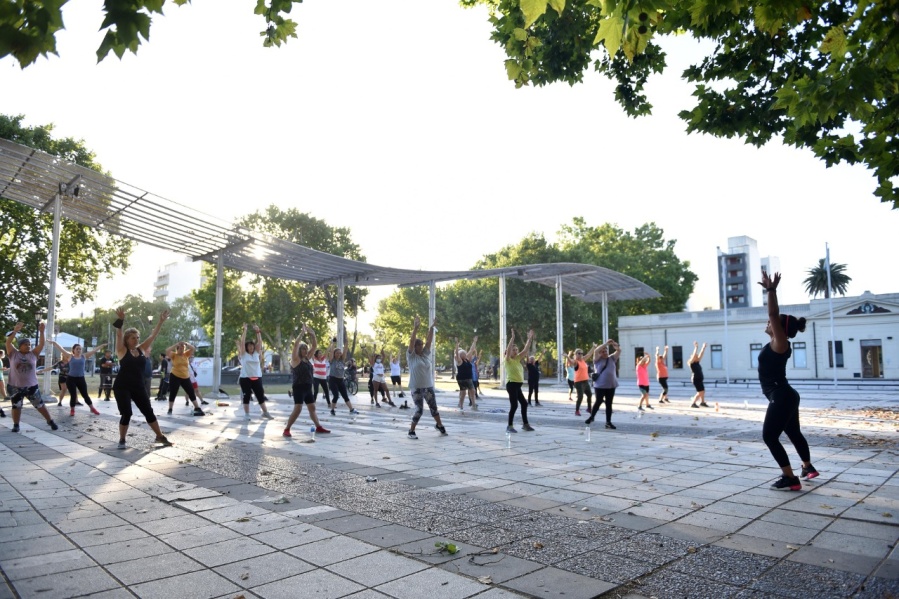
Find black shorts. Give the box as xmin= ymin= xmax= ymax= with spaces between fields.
xmin=391 ymin=375 xmax=402 ymax=385
xmin=638 ymin=385 xmax=650 ymax=393
xmin=292 ymin=383 xmax=314 ymax=405
xmin=693 ymin=379 xmax=705 ymax=392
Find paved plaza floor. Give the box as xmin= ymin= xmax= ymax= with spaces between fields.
xmin=1 ymin=380 xmax=897 ymax=599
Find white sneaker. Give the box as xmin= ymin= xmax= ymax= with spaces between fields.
xmin=244 ymin=414 xmax=252 ymax=421
xmin=261 ymin=412 xmax=274 ymax=420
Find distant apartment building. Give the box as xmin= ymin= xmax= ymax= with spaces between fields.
xmin=717 ymin=236 xmax=780 ymax=308
xmin=153 ymin=260 xmax=204 ymax=303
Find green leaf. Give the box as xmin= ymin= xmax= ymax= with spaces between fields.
xmin=445 ymin=543 xmax=458 ymax=554
xmin=520 ymin=0 xmax=548 ymax=28
xmin=548 ymin=0 xmax=565 ymax=16
xmin=512 ymin=28 xmax=528 ymax=41
xmin=594 ymin=15 xmax=624 ymax=56
xmin=819 ymin=26 xmax=847 ymax=59
xmin=505 ymin=59 xmax=522 ymax=80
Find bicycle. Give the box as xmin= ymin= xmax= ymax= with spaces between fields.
xmin=345 ymin=372 xmax=358 ymax=396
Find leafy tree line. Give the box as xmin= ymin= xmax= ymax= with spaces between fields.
xmin=4 ymin=2 xmax=895 ymax=207
xmin=374 ymin=220 xmax=697 ymax=370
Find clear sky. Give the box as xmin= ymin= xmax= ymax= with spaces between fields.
xmin=3 ymin=0 xmax=896 ymax=333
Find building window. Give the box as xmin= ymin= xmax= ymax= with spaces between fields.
xmin=710 ymin=344 xmax=723 ymax=369
xmin=727 ymin=283 xmax=744 ymax=291
xmin=728 ymin=270 xmax=744 ymax=278
xmin=793 ymin=342 xmax=807 ymax=368
xmin=750 ymin=343 xmax=762 ymax=368
xmin=728 ymin=296 xmax=744 ymax=304
xmin=672 ymin=346 xmax=683 ymax=369
xmin=828 ymin=341 xmax=844 ymax=368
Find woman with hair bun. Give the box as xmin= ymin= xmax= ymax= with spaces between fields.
xmin=758 ymin=271 xmax=818 ymax=491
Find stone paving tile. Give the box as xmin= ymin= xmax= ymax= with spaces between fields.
xmin=214 ymin=551 xmax=315 ymax=586
xmin=252 ymin=522 xmax=337 ymax=549
xmin=82 ymin=535 xmax=173 ymax=565
xmin=3 ymin=534 xmax=75 ymax=559
xmin=375 ymin=567 xmax=487 ymax=599
xmin=749 ymin=560 xmax=867 ymax=598
xmin=0 ymin=549 xmax=96 ymax=580
xmin=501 ymin=565 xmax=615 ymax=599
xmin=315 ymin=513 xmax=391 ymax=534
xmin=159 ymin=523 xmax=244 ymax=550
xmin=854 ymin=576 xmax=899 ymax=598
xmin=327 ymin=548 xmax=429 ymax=586
xmin=441 ymin=550 xmax=544 ymax=584
xmin=251 ymin=567 xmax=364 ymax=599
xmin=183 ymin=536 xmax=276 ymax=567
xmin=787 ymin=544 xmax=882 ymax=576
xmin=129 ymin=569 xmax=241 ymax=599
xmin=134 ymin=513 xmax=210 ymax=535
xmin=67 ymin=524 xmax=148 ymax=547
xmin=285 ymin=534 xmax=380 ymax=566
xmin=105 ymin=552 xmax=205 ymax=585
xmin=11 ymin=567 xmax=121 ymax=599
xmin=346 ymin=522 xmax=434 ymax=548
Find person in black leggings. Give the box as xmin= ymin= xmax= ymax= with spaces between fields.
xmin=112 ymin=308 xmax=172 ymax=449
xmin=758 ymin=271 xmax=817 ymax=491
xmin=504 ymin=328 xmax=534 ymax=433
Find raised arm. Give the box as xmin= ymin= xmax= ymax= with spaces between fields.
xmin=518 ymin=329 xmax=535 ymax=358
xmin=583 ymin=342 xmax=599 ymax=361
xmin=505 ymin=328 xmax=517 ymax=360
xmin=424 ymin=317 xmax=437 ymax=352
xmin=51 ymin=340 xmax=73 ymax=361
xmin=139 ymin=310 xmax=169 ymax=353
xmin=238 ymin=324 xmax=248 ymax=357
xmin=453 ymin=338 xmax=461 ymax=365
xmin=253 ymin=325 xmax=263 ymax=353
xmin=6 ymin=322 xmax=24 ymax=357
xmin=113 ymin=309 xmax=126 ymax=359
xmin=33 ymin=322 xmax=45 ymax=357
xmin=467 ymin=336 xmax=478 ymax=357
xmin=291 ymin=331 xmax=303 ymax=367
xmin=84 ymin=343 xmax=107 ymax=358
xmin=607 ymin=339 xmax=620 ymax=359
xmin=305 ymin=324 xmax=318 ymax=357
xmin=759 ymin=270 xmax=789 ymax=353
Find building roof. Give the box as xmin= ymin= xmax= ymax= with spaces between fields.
xmin=0 ymin=138 xmax=659 ymax=302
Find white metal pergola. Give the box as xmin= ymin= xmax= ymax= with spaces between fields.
xmin=0 ymin=138 xmax=660 ymax=392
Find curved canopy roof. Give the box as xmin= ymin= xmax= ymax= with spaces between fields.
xmin=0 ymin=138 xmax=660 ymax=302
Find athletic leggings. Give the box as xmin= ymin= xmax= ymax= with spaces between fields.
xmin=313 ymin=378 xmax=331 ymax=402
xmin=574 ymin=380 xmax=592 ymax=411
xmin=506 ymin=381 xmax=529 ymax=427
xmin=589 ymin=387 xmax=615 ymax=423
xmin=762 ymin=385 xmax=811 ymax=468
xmin=328 ymin=376 xmax=351 ymax=403
xmin=239 ymin=377 xmax=266 ymax=405
xmin=168 ymin=374 xmax=197 ymax=403
xmin=113 ymin=384 xmax=157 ymax=426
xmin=67 ymin=376 xmax=94 ymax=407
xmin=527 ymin=380 xmax=539 ymax=402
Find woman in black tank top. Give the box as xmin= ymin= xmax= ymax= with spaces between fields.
xmin=112 ymin=308 xmax=173 ymax=449
xmin=758 ymin=271 xmax=817 ymax=491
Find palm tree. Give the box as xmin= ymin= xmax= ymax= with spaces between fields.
xmin=804 ymin=259 xmax=852 ymax=298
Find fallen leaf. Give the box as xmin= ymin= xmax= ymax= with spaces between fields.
xmin=882 ymin=513 xmax=893 ymax=518
xmin=533 ymin=542 xmax=543 ymax=549
xmin=477 ymin=576 xmax=493 ymax=585
xmin=240 ymin=573 xmax=249 ymax=580
xmin=236 ymin=517 xmax=251 ymax=522
xmin=786 ymin=544 xmax=799 ymax=550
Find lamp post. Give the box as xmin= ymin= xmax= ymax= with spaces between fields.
xmin=573 ymin=322 xmax=578 ymax=350
xmin=77 ymin=322 xmax=82 ymax=349
xmin=34 ymin=310 xmax=43 ymax=346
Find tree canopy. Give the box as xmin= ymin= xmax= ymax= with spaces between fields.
xmin=374 ymin=221 xmax=695 ymax=368
xmin=192 ymin=206 xmax=368 ymax=370
xmin=0 ymin=114 xmax=133 ymax=334
xmin=803 ymin=258 xmax=852 ymax=298
xmin=4 ymin=2 xmax=896 ymax=207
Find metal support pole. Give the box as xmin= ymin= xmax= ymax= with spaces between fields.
xmin=209 ymin=253 xmax=225 ymax=398
xmin=42 ymin=192 xmax=63 ymax=396
xmin=336 ymin=277 xmax=346 ymax=348
xmin=719 ymin=248 xmax=730 ymax=384
xmin=601 ymin=291 xmax=609 ymax=343
xmin=499 ymin=273 xmax=507 ymax=386
xmin=429 ymin=281 xmax=436 ymax=383
xmin=555 ymin=275 xmax=564 ymax=383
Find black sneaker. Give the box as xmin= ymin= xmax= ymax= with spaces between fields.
xmin=48 ymin=420 xmax=59 ymax=431
xmin=192 ymin=408 xmax=205 ymax=416
xmin=770 ymin=475 xmax=801 ymax=491
xmin=691 ymin=404 xmax=700 ymax=409
xmin=605 ymin=423 xmax=616 ymax=430
xmin=408 ymin=430 xmax=418 ymax=440
xmin=117 ymin=439 xmax=126 ymax=449
xmin=0 ymin=409 xmax=5 ymax=418
xmin=200 ymin=400 xmax=209 ymax=405
xmin=801 ymin=465 xmax=819 ymax=480
xmin=522 ymin=424 xmax=535 ymax=432
xmin=331 ymin=408 xmax=336 ymax=416
xmin=155 ymin=436 xmax=173 ymax=447
xmin=585 ymin=418 xmax=594 ymax=425
xmin=435 ymin=424 xmax=447 ymax=436
xmin=12 ymin=424 xmax=19 ymax=433
xmin=167 ymin=410 xmax=172 ymax=415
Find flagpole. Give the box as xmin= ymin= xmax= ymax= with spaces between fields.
xmin=826 ymin=243 xmax=837 ymax=387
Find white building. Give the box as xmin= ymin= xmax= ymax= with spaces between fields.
xmin=153 ymin=260 xmax=204 ymax=303
xmin=618 ymin=291 xmax=897 ymax=381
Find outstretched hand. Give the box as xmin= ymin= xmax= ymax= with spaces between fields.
xmin=115 ymin=308 xmax=125 ymax=320
xmin=759 ymin=270 xmax=781 ymax=291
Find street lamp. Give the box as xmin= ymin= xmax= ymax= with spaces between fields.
xmin=77 ymin=322 xmax=82 ymax=348
xmin=34 ymin=310 xmax=43 ymax=345
xmin=573 ymin=322 xmax=578 ymax=349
